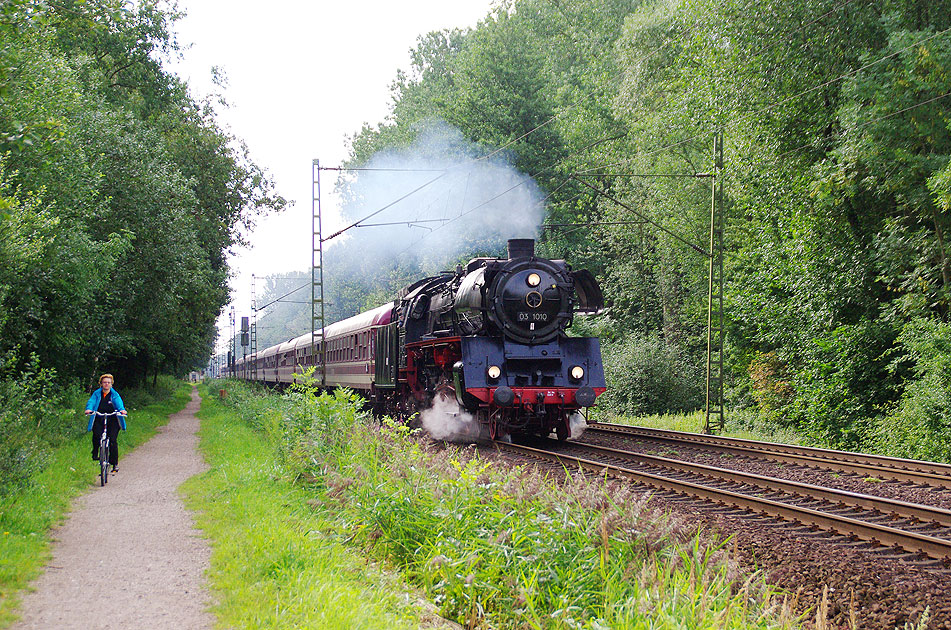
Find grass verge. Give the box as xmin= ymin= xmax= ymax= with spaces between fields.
xmin=207 ymin=377 xmax=799 ymax=629
xmin=0 ymin=380 xmax=191 ymax=627
xmin=180 ymin=385 xmax=439 ymax=629
xmin=590 ymin=407 xmax=807 ymax=445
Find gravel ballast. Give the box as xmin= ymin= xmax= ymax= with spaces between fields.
xmin=571 ymin=429 xmax=951 ymax=629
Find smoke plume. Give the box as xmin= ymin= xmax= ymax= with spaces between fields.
xmin=334 ymin=120 xmax=545 ymax=272
xmin=420 ymin=395 xmax=488 ymax=443
xmin=569 ymin=412 xmax=587 ymax=439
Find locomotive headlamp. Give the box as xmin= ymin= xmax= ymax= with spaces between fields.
xmin=527 ymin=273 xmax=541 ymax=287
xmin=487 ymin=365 xmax=502 ymax=380
xmin=570 ymin=365 xmax=585 ymax=380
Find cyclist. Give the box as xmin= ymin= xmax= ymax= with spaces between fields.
xmin=85 ymin=374 xmax=128 ymax=473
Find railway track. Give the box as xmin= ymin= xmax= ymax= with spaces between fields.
xmin=585 ymin=423 xmax=951 ymax=489
xmin=495 ymin=438 xmax=951 ymax=564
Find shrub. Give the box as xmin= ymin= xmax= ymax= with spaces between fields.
xmin=748 ymin=351 xmax=795 ymax=423
xmin=871 ymin=317 xmax=951 ymax=462
xmin=126 ymin=375 xmax=179 ymax=408
xmin=786 ymin=320 xmax=897 ymax=449
xmin=0 ymin=351 xmax=67 ymax=495
xmin=599 ymin=332 xmax=703 ymax=416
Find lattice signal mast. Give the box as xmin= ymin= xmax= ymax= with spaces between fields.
xmin=311 ymin=160 xmax=326 ymax=385
xmin=250 ymin=274 xmax=258 ymax=382
xmin=704 ymin=131 xmax=725 ymax=434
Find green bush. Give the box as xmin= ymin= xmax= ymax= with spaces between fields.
xmin=0 ymin=352 xmax=69 ymax=495
xmin=871 ymin=318 xmax=951 ymax=462
xmin=785 ymin=320 xmax=897 ymax=450
xmin=126 ymin=375 xmax=180 ymax=409
xmin=208 ymin=375 xmax=367 ymax=482
xmin=599 ymin=333 xmax=703 ymax=416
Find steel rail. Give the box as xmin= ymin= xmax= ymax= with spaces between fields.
xmin=562 ymin=440 xmax=951 ymax=528
xmin=586 ymin=423 xmax=951 ymax=488
xmin=496 ymin=441 xmax=951 ymax=560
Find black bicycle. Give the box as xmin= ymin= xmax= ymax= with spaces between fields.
xmin=91 ymin=410 xmax=120 ymax=486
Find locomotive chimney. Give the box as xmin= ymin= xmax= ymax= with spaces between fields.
xmin=507 ymin=238 xmax=535 ymax=259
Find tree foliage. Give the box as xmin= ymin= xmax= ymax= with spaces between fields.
xmin=0 ymin=0 xmax=284 ymax=388
xmin=332 ymin=0 xmax=951 ymax=457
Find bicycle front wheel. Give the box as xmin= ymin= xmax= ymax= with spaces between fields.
xmin=99 ymin=441 xmax=108 ymax=486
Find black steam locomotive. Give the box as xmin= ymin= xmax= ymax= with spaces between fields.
xmin=233 ymin=238 xmax=606 ymax=440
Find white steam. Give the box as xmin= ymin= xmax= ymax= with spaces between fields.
xmin=420 ymin=395 xmax=487 ymax=443
xmin=569 ymin=412 xmax=587 ymax=439
xmin=336 ymin=120 xmax=545 ymax=270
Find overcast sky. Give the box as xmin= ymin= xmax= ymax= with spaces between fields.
xmin=167 ymin=1 xmax=498 ymax=353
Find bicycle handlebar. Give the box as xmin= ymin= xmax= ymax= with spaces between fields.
xmin=86 ymin=410 xmax=127 ymax=416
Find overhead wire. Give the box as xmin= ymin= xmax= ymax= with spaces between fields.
xmin=542 ymin=220 xmax=649 ymax=229
xmin=321 ymin=171 xmax=448 ymax=242
xmin=255 ymin=283 xmax=310 ymax=311
xmin=356 ymin=218 xmax=450 ymax=228
xmin=317 ymin=1 xmax=717 ymax=243
xmin=572 ymin=176 xmax=709 ymax=256
xmin=388 ymin=127 xmax=649 ymax=259
xmin=319 ymin=167 xmax=447 ymax=172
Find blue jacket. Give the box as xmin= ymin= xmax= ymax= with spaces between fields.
xmin=85 ymin=388 xmax=127 ymax=431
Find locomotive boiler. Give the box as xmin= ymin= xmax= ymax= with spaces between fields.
xmin=233 ymin=238 xmax=606 ymax=440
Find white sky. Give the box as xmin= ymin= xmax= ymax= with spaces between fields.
xmin=167 ymin=1 xmax=498 ymax=356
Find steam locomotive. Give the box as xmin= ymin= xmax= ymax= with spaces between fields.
xmin=229 ymin=238 xmax=606 ymax=439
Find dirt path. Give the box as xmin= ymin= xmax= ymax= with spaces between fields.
xmin=12 ymin=387 xmax=213 ymax=630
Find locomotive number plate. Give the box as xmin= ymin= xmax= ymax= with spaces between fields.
xmin=518 ymin=312 xmax=549 ymax=322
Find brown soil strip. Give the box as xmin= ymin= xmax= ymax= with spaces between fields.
xmin=11 ymin=387 xmax=212 ymax=630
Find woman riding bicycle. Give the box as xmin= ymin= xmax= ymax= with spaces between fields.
xmin=85 ymin=374 xmax=127 ymax=473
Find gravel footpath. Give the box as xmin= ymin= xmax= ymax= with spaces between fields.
xmin=11 ymin=387 xmax=212 ymax=630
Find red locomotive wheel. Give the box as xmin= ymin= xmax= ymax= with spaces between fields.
xmin=489 ymin=419 xmax=501 ymax=441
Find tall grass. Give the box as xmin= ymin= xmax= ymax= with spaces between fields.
xmin=210 ymin=378 xmax=798 ymax=629
xmin=0 ymin=378 xmax=191 ymax=627
xmin=180 ymin=386 xmax=434 ymax=629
